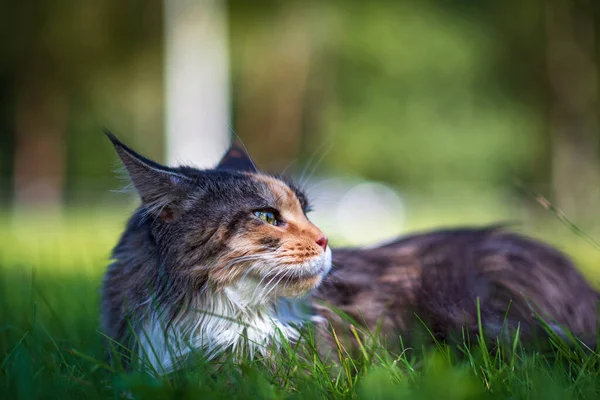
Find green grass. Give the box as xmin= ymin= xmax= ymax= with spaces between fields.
xmin=2 ymin=208 xmax=600 ymax=399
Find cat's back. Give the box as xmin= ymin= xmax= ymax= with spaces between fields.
xmin=316 ymin=226 xmax=599 ymax=342
xmin=321 ymin=227 xmax=503 ymax=295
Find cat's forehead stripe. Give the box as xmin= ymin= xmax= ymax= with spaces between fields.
xmin=253 ymin=175 xmax=302 ymax=212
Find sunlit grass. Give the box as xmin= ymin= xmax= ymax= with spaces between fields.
xmin=1 ymin=206 xmax=600 ymax=399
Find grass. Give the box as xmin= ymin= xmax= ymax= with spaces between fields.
xmin=2 ymin=207 xmax=600 ymax=399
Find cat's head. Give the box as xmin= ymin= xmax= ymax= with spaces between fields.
xmin=106 ymin=131 xmax=331 ymax=303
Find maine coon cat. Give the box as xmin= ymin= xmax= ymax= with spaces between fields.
xmin=101 ymin=132 xmax=599 ymax=372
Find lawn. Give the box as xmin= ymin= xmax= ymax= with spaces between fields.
xmin=1 ymin=207 xmax=600 ymax=399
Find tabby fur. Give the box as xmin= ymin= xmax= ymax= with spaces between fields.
xmin=101 ymin=132 xmax=599 ymax=372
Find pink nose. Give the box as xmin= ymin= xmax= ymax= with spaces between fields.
xmin=315 ymin=235 xmax=328 ymax=251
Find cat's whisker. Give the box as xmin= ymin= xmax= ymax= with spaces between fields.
xmin=239 ymin=264 xmax=260 ymax=283
xmin=297 ymin=140 xmax=330 ymax=191
xmin=231 ymin=131 xmax=259 ymax=172
xmin=302 ymin=143 xmax=333 ymax=191
xmin=239 ymin=256 xmax=276 ymax=283
xmin=255 ymin=267 xmax=285 ymax=300
xmin=280 ymin=158 xmax=299 ymax=176
xmin=303 ymin=177 xmax=342 ymax=198
xmin=252 ymin=261 xmax=282 ymax=292
xmin=219 ymin=254 xmax=265 ymax=270
xmin=262 ymin=268 xmax=291 ymax=299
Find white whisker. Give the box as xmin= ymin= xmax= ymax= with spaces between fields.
xmin=257 ymin=267 xmax=286 ymax=300
xmin=303 ymin=143 xmax=333 ymax=189
xmin=220 ymin=254 xmax=265 ymax=270
xmin=297 ymin=140 xmax=329 ymax=190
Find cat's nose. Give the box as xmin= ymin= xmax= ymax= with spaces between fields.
xmin=315 ymin=235 xmax=328 ymax=251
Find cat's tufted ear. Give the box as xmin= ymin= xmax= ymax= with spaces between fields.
xmin=216 ymin=141 xmax=257 ymax=173
xmin=104 ymin=130 xmax=190 ymax=219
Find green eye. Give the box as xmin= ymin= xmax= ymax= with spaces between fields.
xmin=254 ymin=210 xmax=278 ymax=226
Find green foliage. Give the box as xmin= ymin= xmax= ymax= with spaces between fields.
xmin=2 ymin=212 xmax=600 ymax=399
xmin=1 ymin=1 xmax=568 ymax=200
xmin=319 ymin=2 xmax=540 ymax=187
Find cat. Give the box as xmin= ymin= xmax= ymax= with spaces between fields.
xmin=101 ymin=131 xmax=599 ymax=373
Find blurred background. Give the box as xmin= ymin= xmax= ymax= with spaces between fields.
xmin=3 ymin=3 xmax=600 ymax=390
xmin=1 ymin=0 xmax=600 ymax=270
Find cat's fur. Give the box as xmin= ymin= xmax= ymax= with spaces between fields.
xmin=317 ymin=228 xmax=599 ymax=353
xmin=101 ymin=132 xmax=599 ymax=372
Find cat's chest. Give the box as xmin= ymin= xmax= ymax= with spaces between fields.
xmin=138 ymin=295 xmax=309 ymax=372
xmin=188 ymin=309 xmax=302 ymax=357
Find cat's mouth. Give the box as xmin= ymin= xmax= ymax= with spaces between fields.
xmin=268 ymin=270 xmax=324 ymax=285
xmin=226 ymin=248 xmax=332 ymax=300
xmin=264 ymin=247 xmax=332 ymax=287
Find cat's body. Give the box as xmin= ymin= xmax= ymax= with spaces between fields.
xmin=317 ymin=227 xmax=599 ymax=351
xmin=101 ymin=132 xmax=599 ymax=373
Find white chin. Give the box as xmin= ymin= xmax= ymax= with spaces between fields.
xmin=232 ymin=248 xmax=333 ymax=302
xmin=320 ymin=246 xmax=333 ymax=277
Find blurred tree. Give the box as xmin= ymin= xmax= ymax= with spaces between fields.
xmin=545 ymin=0 xmax=600 ymax=220
xmin=10 ymin=1 xmax=68 ymax=208
xmin=230 ymin=1 xmax=317 ymax=171
xmin=0 ymin=0 xmax=598 ymax=218
xmin=164 ymin=0 xmax=230 ymax=169
xmin=315 ymin=2 xmax=540 ymax=189
xmin=0 ymin=0 xmax=163 ymax=207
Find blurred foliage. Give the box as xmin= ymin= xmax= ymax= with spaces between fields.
xmin=0 ymin=0 xmax=598 ymax=217
xmin=0 ymin=0 xmax=164 ymax=200
xmin=318 ymin=2 xmax=540 ymax=187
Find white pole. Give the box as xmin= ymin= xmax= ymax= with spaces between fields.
xmin=164 ymin=0 xmax=230 ymax=168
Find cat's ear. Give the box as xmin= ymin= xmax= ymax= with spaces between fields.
xmin=216 ymin=141 xmax=257 ymax=173
xmin=105 ymin=130 xmax=189 ymax=219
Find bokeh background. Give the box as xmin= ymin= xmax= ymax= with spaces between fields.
xmin=2 ymin=3 xmax=600 ymax=396
xmin=1 ymin=0 xmax=600 ymax=276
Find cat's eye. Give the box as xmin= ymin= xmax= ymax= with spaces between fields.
xmin=253 ymin=210 xmax=279 ymax=226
